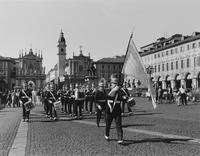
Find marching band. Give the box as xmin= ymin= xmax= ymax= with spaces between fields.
xmin=18 ymin=74 xmax=135 ymax=144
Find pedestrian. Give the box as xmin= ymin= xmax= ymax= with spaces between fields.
xmin=84 ymin=84 xmax=90 ymax=112
xmin=88 ymin=83 xmax=96 ymax=114
xmin=179 ymin=85 xmax=187 ymax=105
xmin=167 ymin=84 xmax=173 ymax=103
xmin=105 ymin=74 xmax=125 ymax=144
xmin=94 ymin=78 xmax=107 ymax=127
xmin=19 ymin=81 xmax=32 ymax=122
xmin=74 ymin=83 xmax=85 ymax=119
xmin=158 ymin=86 xmax=163 ymax=104
xmin=68 ymin=84 xmax=75 ymax=116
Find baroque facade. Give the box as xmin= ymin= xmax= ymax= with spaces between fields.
xmin=46 ymin=31 xmax=93 ymax=88
xmin=15 ymin=48 xmax=46 ymax=89
xmin=140 ymin=32 xmax=200 ymax=90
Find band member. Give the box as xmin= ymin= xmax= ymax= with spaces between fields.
xmin=94 ymin=78 xmax=107 ymax=127
xmin=43 ymin=84 xmax=50 ymax=117
xmin=63 ymin=86 xmax=69 ymax=114
xmin=89 ymin=83 xmax=96 ymax=114
xmin=84 ymin=85 xmax=90 ymax=112
xmin=19 ymin=81 xmax=32 ymax=122
xmin=47 ymin=84 xmax=58 ymax=120
xmin=74 ymin=83 xmax=85 ymax=119
xmin=105 ymin=74 xmax=126 ymax=144
xmin=68 ymin=84 xmax=75 ymax=116
xmin=57 ymin=89 xmax=65 ymax=113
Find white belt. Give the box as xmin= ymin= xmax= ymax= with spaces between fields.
xmin=107 ymin=100 xmax=120 ymax=112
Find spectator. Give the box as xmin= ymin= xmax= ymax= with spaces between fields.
xmin=179 ymin=85 xmax=187 ymax=105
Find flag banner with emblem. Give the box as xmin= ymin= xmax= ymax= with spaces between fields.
xmin=122 ymin=33 xmax=157 ymax=109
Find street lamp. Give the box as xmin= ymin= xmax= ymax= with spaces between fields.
xmin=146 ymin=65 xmax=154 ymax=81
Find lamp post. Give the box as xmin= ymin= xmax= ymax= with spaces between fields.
xmin=146 ymin=65 xmax=154 ymax=81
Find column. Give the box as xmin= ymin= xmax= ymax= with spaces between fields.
xmin=170 ymin=80 xmax=175 ymax=90
xmin=181 ymin=79 xmax=185 ymax=87
xmin=192 ymin=78 xmax=197 ymax=89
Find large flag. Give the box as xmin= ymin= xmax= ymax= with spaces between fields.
xmin=122 ymin=33 xmax=157 ymax=109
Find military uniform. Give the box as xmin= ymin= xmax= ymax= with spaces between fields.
xmin=94 ymin=89 xmax=107 ymax=127
xmin=19 ymin=88 xmax=32 ymax=121
xmin=46 ymin=90 xmax=58 ymax=120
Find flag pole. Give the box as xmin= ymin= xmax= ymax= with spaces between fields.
xmin=122 ymin=32 xmax=133 ymax=75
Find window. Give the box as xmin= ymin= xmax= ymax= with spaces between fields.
xmin=187 ymin=44 xmax=190 ymax=50
xmin=166 ymin=63 xmax=169 ymax=71
xmin=192 ymin=43 xmax=197 ymax=49
xmin=108 ymin=65 xmax=110 ymax=69
xmin=171 ymin=49 xmax=174 ymax=55
xmin=102 ymin=65 xmax=104 ymax=69
xmin=176 ymin=61 xmax=178 ymax=69
xmin=158 ymin=65 xmax=160 ymax=72
xmin=199 ymin=42 xmax=200 ymax=47
xmin=180 ymin=46 xmax=184 ymax=52
xmin=171 ymin=62 xmax=173 ymax=70
xmin=175 ymin=48 xmax=178 ymax=53
xmin=158 ymin=53 xmax=160 ymax=58
xmin=154 ymin=54 xmax=157 ymax=59
xmin=162 ymin=64 xmax=164 ymax=71
xmin=186 ymin=58 xmax=190 ymax=68
xmin=181 ymin=60 xmax=184 ymax=68
xmin=194 ymin=57 xmax=196 ymax=67
xmin=154 ymin=65 xmax=157 ymax=73
xmin=166 ymin=51 xmax=168 ymax=56
xmin=162 ymin=52 xmax=165 ymax=57
xmin=114 ymin=65 xmax=115 ymax=69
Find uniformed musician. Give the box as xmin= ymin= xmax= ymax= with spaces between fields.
xmin=94 ymin=78 xmax=107 ymax=127
xmin=89 ymin=83 xmax=96 ymax=114
xmin=47 ymin=84 xmax=58 ymax=120
xmin=19 ymin=81 xmax=32 ymax=122
xmin=104 ymin=74 xmax=126 ymax=144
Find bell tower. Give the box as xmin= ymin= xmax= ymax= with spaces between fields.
xmin=57 ymin=30 xmax=67 ymax=78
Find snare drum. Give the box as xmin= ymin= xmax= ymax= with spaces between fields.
xmin=24 ymin=99 xmax=35 ymax=111
xmin=53 ymin=100 xmax=62 ymax=110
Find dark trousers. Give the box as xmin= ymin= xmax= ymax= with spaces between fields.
xmin=61 ymin=99 xmax=67 ymax=113
xmin=89 ymin=98 xmax=94 ymax=113
xmin=121 ymin=101 xmax=132 ymax=113
xmin=22 ymin=104 xmax=30 ymax=120
xmin=181 ymin=93 xmax=187 ymax=105
xmin=49 ymin=103 xmax=57 ymax=118
xmin=85 ymin=98 xmax=89 ymax=111
xmin=44 ymin=99 xmax=49 ymax=115
xmin=74 ymin=100 xmax=83 ymax=117
xmin=105 ymin=112 xmax=123 ymax=140
xmin=68 ymin=99 xmax=73 ymax=114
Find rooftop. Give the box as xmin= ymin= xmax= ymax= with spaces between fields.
xmin=96 ymin=55 xmax=124 ymax=63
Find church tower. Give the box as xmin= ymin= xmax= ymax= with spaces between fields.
xmin=57 ymin=30 xmax=67 ymax=78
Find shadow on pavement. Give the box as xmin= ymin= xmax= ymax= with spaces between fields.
xmin=122 ymin=123 xmax=154 ymax=128
xmin=120 ymin=138 xmax=191 ymax=146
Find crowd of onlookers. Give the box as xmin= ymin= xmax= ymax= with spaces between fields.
xmin=153 ymin=83 xmax=198 ymax=106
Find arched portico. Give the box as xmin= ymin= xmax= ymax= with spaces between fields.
xmin=185 ymin=73 xmax=192 ymax=89
xmin=175 ymin=74 xmax=181 ymax=90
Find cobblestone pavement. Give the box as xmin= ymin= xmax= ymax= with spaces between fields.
xmin=0 ymin=107 xmax=21 ymax=156
xmin=25 ymin=98 xmax=200 ymax=156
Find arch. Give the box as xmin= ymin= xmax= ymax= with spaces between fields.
xmin=165 ymin=75 xmax=171 ymax=81
xmin=185 ymin=72 xmax=192 ymax=80
xmin=174 ymin=74 xmax=181 ymax=90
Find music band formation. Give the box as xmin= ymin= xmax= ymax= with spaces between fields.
xmin=19 ymin=74 xmax=135 ymax=144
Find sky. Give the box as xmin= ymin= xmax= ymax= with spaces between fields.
xmin=0 ymin=0 xmax=200 ymax=73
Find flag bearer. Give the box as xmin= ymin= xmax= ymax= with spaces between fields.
xmin=19 ymin=81 xmax=32 ymax=122
xmin=104 ymin=74 xmax=126 ymax=144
